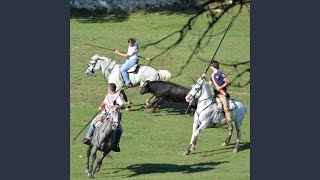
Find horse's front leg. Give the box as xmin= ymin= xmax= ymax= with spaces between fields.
xmin=85 ymin=145 xmax=93 ymax=173
xmin=145 ymin=94 xmax=155 ymax=108
xmin=94 ymin=149 xmax=111 ymax=173
xmin=88 ymin=146 xmax=98 ymax=178
xmin=183 ymin=122 xmax=200 ymax=155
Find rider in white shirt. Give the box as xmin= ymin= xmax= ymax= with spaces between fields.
xmin=114 ymin=38 xmax=139 ymax=89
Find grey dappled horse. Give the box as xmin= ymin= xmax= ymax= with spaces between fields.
xmin=85 ymin=54 xmax=171 ymax=110
xmin=85 ymin=105 xmax=121 ymax=178
xmin=184 ymin=78 xmax=247 ymax=155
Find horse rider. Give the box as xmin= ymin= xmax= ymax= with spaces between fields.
xmin=83 ymin=83 xmax=124 ymax=152
xmin=202 ymin=60 xmax=233 ymax=131
xmin=114 ymin=38 xmax=139 ymax=89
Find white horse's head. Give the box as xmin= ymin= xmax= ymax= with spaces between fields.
xmin=85 ymin=54 xmax=102 ymax=76
xmin=185 ymin=78 xmax=205 ymax=103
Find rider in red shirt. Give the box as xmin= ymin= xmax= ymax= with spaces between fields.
xmin=83 ymin=83 xmax=124 ymax=152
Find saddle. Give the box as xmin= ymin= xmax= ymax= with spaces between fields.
xmin=215 ymin=97 xmax=236 ymax=111
xmin=127 ymin=64 xmax=140 ymax=73
xmin=93 ymin=114 xmax=109 ymax=128
xmin=212 ymin=97 xmax=236 ymax=124
xmin=119 ymin=63 xmax=141 ymax=83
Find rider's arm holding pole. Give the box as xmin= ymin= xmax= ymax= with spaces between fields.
xmin=98 ymin=102 xmax=105 ymax=112
xmin=201 ymin=73 xmax=211 ymax=85
xmin=115 ymin=40 xmax=138 ymax=59
xmin=114 ymin=50 xmax=129 ymax=58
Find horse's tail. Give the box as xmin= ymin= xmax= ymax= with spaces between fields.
xmin=158 ymin=70 xmax=171 ymax=81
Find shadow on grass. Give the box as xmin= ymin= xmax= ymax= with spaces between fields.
xmin=189 ymin=142 xmax=250 ymax=157
xmin=128 ymin=103 xmax=147 ymax=112
xmin=157 ymin=103 xmax=191 ymax=115
xmin=129 ymin=102 xmax=194 ymax=116
xmin=105 ymin=161 xmax=228 ymax=178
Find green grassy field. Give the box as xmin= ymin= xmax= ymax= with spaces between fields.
xmin=71 ymin=5 xmax=250 ymax=180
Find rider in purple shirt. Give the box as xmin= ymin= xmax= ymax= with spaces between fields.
xmin=203 ymin=60 xmax=233 ymax=131
xmin=210 ymin=70 xmax=227 ymax=95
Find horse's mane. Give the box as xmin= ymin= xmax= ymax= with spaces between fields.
xmin=94 ymin=55 xmax=112 ymax=62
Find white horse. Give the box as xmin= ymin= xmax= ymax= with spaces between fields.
xmin=85 ymin=54 xmax=171 ymax=109
xmin=184 ymin=78 xmax=247 ymax=155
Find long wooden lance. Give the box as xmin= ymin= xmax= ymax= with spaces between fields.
xmin=204 ymin=17 xmax=235 ymax=74
xmin=185 ymin=17 xmax=235 ymax=115
xmin=85 ymin=44 xmax=151 ymax=60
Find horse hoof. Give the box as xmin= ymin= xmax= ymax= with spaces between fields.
xmin=183 ymin=151 xmax=190 ymax=156
xmin=233 ymin=148 xmax=238 ymax=153
xmin=126 ymin=108 xmax=130 ymax=112
xmin=149 ymin=109 xmax=155 ymax=113
xmin=221 ymin=143 xmax=227 ymax=147
xmin=87 ymin=173 xmax=94 ymax=178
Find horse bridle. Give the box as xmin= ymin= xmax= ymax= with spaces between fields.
xmin=88 ymin=57 xmax=100 ymax=74
xmin=188 ymin=80 xmax=214 ymax=117
xmin=187 ymin=81 xmax=204 ymax=102
xmin=89 ymin=57 xmax=114 ymax=76
xmin=99 ymin=108 xmax=121 ymax=130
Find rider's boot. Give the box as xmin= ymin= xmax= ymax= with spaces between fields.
xmin=112 ymin=144 xmax=121 ymax=152
xmin=82 ymin=137 xmax=91 ymax=145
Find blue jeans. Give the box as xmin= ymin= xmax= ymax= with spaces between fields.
xmin=85 ymin=112 xmax=106 ymax=138
xmin=115 ymin=123 xmax=123 ymax=144
xmin=120 ymin=59 xmax=137 ymax=85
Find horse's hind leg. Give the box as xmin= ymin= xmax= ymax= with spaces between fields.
xmin=120 ymin=90 xmax=131 ymax=111
xmin=119 ymin=90 xmax=128 ymax=102
xmin=233 ymin=121 xmax=242 ymax=153
xmin=85 ymin=145 xmax=93 ymax=173
xmin=221 ymin=126 xmax=233 ymax=147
